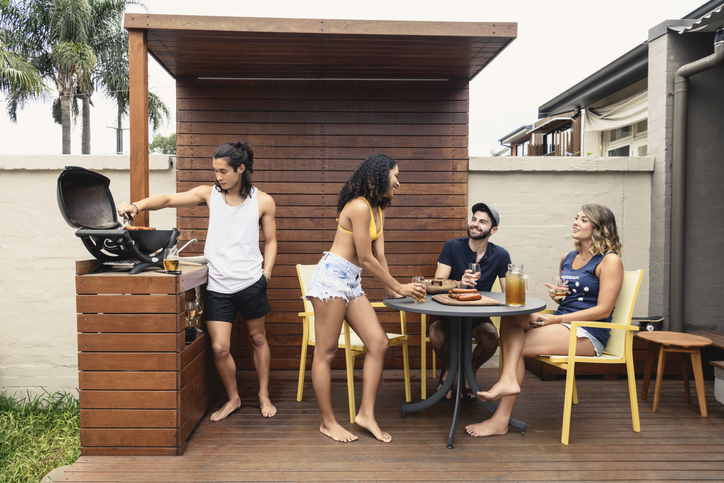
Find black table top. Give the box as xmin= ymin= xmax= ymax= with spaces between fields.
xmin=383 ymin=292 xmax=547 ymax=317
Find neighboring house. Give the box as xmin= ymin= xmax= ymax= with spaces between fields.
xmin=499 ymin=110 xmax=581 ymax=156
xmin=499 ymin=0 xmax=724 ymax=334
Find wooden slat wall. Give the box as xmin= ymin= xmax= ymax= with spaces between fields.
xmin=175 ymin=78 xmax=469 ymax=371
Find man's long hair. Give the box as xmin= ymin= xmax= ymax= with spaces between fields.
xmin=337 ymin=154 xmax=397 ymax=212
xmin=213 ymin=142 xmax=254 ymax=199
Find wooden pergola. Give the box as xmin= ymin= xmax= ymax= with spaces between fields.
xmin=124 ymin=13 xmax=516 ymax=371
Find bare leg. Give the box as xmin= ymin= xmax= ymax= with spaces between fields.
xmin=245 ymin=316 xmax=276 ymax=417
xmin=466 ymin=354 xmax=526 ymax=437
xmin=467 ymin=320 xmax=595 ymax=438
xmin=207 ymin=320 xmax=242 ymax=422
xmin=476 ymin=314 xmax=532 ymax=401
xmin=428 ymin=318 xmax=453 ymax=399
xmin=469 ymin=321 xmax=499 ymax=386
xmin=346 ymin=296 xmax=392 ymax=443
xmin=310 ymin=297 xmax=358 ymax=443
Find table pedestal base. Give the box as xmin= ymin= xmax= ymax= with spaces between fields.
xmin=401 ymin=317 xmax=526 ymax=448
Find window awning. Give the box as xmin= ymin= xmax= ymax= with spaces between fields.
xmin=528 ymin=117 xmax=573 ymax=134
xmin=584 ymin=91 xmax=647 ymax=132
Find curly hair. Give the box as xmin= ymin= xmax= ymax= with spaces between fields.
xmin=336 ymin=154 xmax=397 ymax=212
xmin=574 ymin=204 xmax=622 ymax=256
xmin=212 ymin=142 xmax=254 ymax=199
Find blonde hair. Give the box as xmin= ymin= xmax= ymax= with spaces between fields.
xmin=574 ymin=204 xmax=622 ymax=256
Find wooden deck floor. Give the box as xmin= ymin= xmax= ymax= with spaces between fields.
xmin=58 ymin=368 xmax=724 ymax=482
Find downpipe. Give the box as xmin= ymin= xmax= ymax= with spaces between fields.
xmin=670 ymin=27 xmax=724 ymax=331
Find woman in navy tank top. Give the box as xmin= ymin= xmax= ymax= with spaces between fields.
xmin=466 ymin=204 xmax=624 ymax=439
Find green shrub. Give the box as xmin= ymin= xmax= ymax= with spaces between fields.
xmin=0 ymin=391 xmax=80 ymax=483
xmin=150 ymin=132 xmax=177 ymax=154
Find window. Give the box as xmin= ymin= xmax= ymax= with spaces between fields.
xmin=608 ymin=146 xmax=630 ymax=157
xmin=542 ymin=123 xmax=571 ymax=155
xmin=515 ymin=139 xmax=529 ymax=156
xmin=603 ymin=119 xmax=647 ymax=157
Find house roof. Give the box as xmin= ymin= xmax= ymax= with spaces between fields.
xmin=498 ymin=125 xmax=532 ymax=144
xmin=537 ymin=0 xmax=724 ymax=118
xmin=123 ymin=14 xmax=517 ymax=81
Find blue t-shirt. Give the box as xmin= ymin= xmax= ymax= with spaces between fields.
xmin=554 ymin=250 xmax=614 ymax=347
xmin=437 ymin=238 xmax=511 ymax=291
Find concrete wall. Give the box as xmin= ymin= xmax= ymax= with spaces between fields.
xmin=646 ymin=32 xmax=674 ymax=326
xmin=0 ymin=154 xmax=656 ymax=396
xmin=678 ymin=34 xmax=724 ymax=331
xmin=648 ymin=30 xmax=724 ymax=332
xmin=0 ymin=155 xmax=176 ymax=397
xmin=469 ymin=156 xmax=653 ymax=316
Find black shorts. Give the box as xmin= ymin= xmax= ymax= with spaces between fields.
xmin=205 ymin=275 xmax=271 ymax=323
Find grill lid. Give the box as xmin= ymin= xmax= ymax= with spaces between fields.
xmin=57 ymin=166 xmax=120 ymax=230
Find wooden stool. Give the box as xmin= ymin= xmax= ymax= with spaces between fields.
xmin=638 ymin=331 xmax=712 ymax=416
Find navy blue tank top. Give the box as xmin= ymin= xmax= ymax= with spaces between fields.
xmin=554 ymin=250 xmax=614 ymax=347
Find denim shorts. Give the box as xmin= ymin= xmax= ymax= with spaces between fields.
xmin=562 ymin=323 xmax=605 ymax=356
xmin=305 ymin=252 xmax=364 ymax=304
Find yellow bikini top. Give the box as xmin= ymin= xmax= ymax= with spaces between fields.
xmin=337 ymin=197 xmax=383 ymax=241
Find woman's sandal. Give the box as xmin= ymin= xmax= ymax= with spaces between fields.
xmin=462 ymin=387 xmax=477 ymax=406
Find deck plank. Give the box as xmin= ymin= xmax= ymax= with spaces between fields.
xmin=57 ymin=368 xmax=724 ymax=482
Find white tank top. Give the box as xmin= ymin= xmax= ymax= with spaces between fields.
xmin=204 ymin=187 xmax=264 ymax=293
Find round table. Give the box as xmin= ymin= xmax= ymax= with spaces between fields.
xmin=384 ymin=292 xmax=546 ymax=448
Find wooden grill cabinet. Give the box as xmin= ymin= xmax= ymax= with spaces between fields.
xmin=75 ymin=261 xmax=228 ymax=455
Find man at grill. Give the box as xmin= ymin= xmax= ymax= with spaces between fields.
xmin=118 ymin=141 xmax=278 ymax=421
xmin=428 ymin=203 xmax=511 ymax=402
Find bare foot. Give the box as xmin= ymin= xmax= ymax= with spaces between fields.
xmin=465 ymin=418 xmax=509 ymax=438
xmin=320 ymin=422 xmax=358 ymax=443
xmin=259 ymin=396 xmax=276 ymax=418
xmin=437 ymin=371 xmax=453 ymax=400
xmin=476 ymin=379 xmax=520 ymax=402
xmin=354 ymin=412 xmax=392 ymax=443
xmin=210 ymin=397 xmax=241 ymax=422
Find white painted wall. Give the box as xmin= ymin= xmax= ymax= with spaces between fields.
xmin=0 ymin=155 xmax=176 ymax=397
xmin=469 ymin=156 xmax=653 ymax=316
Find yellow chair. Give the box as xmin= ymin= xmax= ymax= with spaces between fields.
xmin=420 ymin=277 xmax=502 ymax=398
xmin=535 ymin=269 xmax=644 ymax=445
xmin=295 ymin=264 xmax=411 ymax=423
xmin=419 ymin=312 xmax=435 ymax=400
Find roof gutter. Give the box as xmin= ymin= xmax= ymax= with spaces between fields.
xmin=537 ymin=44 xmax=648 ymax=118
xmin=670 ymin=27 xmax=724 ymax=332
xmin=538 ymin=0 xmax=724 ymax=119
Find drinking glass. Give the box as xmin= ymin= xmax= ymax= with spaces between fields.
xmin=412 ymin=276 xmax=426 ymax=303
xmin=163 ymin=247 xmax=179 ymax=272
xmin=467 ymin=263 xmax=481 ymax=288
xmin=551 ymin=276 xmax=568 ymax=302
xmin=185 ymin=300 xmax=199 ymax=344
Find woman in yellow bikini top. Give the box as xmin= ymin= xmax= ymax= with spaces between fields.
xmin=304 ymin=154 xmax=425 ymax=445
xmin=337 ymin=197 xmax=384 ymax=241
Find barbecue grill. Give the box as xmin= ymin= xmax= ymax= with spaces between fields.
xmin=57 ymin=166 xmax=179 ymax=274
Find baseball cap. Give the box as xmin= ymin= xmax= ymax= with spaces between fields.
xmin=471 ymin=202 xmax=500 ymax=227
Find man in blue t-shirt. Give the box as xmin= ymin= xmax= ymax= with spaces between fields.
xmin=429 ymin=202 xmax=511 ymax=401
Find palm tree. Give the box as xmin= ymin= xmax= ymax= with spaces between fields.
xmin=0 ymin=37 xmax=48 ymax=115
xmin=1 ymin=0 xmax=97 ymax=154
xmin=91 ymin=5 xmax=168 ymax=154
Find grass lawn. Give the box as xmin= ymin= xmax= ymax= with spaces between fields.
xmin=0 ymin=391 xmax=80 ymax=483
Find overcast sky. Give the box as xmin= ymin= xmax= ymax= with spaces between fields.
xmin=0 ymin=0 xmax=709 ymax=156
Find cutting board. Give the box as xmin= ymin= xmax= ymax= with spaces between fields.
xmin=432 ymin=294 xmax=501 ymax=306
